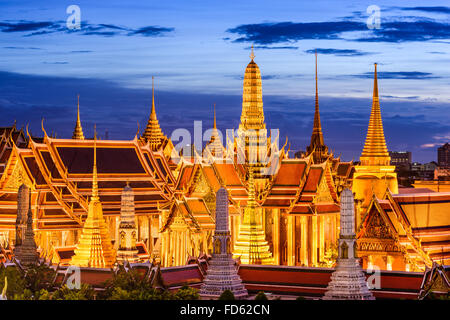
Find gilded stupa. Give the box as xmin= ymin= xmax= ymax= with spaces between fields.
xmin=72 ymin=94 xmax=85 ymax=140
xmin=352 ymin=63 xmax=398 ymax=222
xmin=236 ymin=46 xmax=270 ymax=187
xmin=233 ymin=167 xmax=273 ymax=264
xmin=70 ymin=128 xmax=116 ymax=268
xmin=306 ymin=52 xmax=329 ymax=163
xmin=141 ymin=76 xmax=166 ymax=151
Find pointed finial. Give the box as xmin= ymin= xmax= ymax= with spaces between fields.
xmin=72 ymin=94 xmax=85 ymax=140
xmin=250 ymin=45 xmax=255 ymax=61
xmin=151 ymin=76 xmax=156 ymax=120
xmin=213 ymin=103 xmax=217 ymax=129
xmin=91 ymin=124 xmax=99 ymax=201
xmin=315 ymin=51 xmax=319 ymax=107
xmin=373 ymin=63 xmax=379 ymax=102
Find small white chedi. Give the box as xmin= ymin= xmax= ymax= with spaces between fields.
xmin=200 ymin=187 xmax=248 ymax=299
xmin=323 ymin=188 xmax=375 ymax=300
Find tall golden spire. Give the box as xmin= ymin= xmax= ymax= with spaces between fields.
xmin=306 ymin=52 xmax=328 ymax=163
xmin=233 ymin=167 xmax=273 ymax=264
xmin=91 ymin=125 xmax=99 ymax=201
xmin=213 ymin=103 xmax=217 ymax=129
xmin=239 ymin=46 xmax=265 ymax=131
xmin=141 ymin=76 xmax=165 ymax=151
xmin=70 ymin=125 xmax=116 ymax=268
xmin=72 ymin=94 xmax=85 ymax=140
xmin=360 ymin=63 xmax=390 ymax=166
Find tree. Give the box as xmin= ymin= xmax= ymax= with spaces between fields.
xmin=254 ymin=291 xmax=268 ymax=300
xmin=173 ymin=285 xmax=199 ymax=300
xmin=52 ymin=284 xmax=95 ymax=300
xmin=0 ymin=266 xmax=26 ymax=299
xmin=218 ymin=289 xmax=235 ymax=300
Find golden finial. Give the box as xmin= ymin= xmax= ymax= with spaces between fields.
xmin=213 ymin=103 xmax=217 ymax=129
xmin=373 ymin=63 xmax=379 ymax=102
xmin=151 ymin=76 xmax=156 ymax=120
xmin=91 ymin=124 xmax=99 ymax=201
xmin=72 ymin=94 xmax=85 ymax=140
xmin=250 ymin=45 xmax=255 ymax=60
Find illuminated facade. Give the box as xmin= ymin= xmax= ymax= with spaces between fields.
xmin=0 ymin=51 xmax=447 ymax=272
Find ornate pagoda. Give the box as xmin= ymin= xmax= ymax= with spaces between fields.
xmin=200 ymin=187 xmax=248 ymax=299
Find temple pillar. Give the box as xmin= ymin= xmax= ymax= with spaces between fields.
xmin=311 ymin=215 xmax=318 ymax=266
xmin=273 ymin=208 xmax=280 ymax=265
xmin=300 ymin=216 xmax=308 ymax=266
xmin=287 ymin=215 xmax=294 ymax=266
xmin=319 ymin=215 xmax=325 ymax=262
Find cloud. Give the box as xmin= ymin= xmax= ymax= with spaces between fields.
xmin=0 ymin=21 xmax=55 ymax=32
xmin=305 ymin=48 xmax=372 ymax=56
xmin=226 ymin=18 xmax=450 ymax=44
xmin=354 ymin=19 xmax=450 ymax=43
xmin=3 ymin=46 xmax=41 ymax=50
xmin=0 ymin=20 xmax=174 ymax=37
xmin=128 ymin=26 xmax=175 ymax=37
xmin=226 ymin=21 xmax=366 ymax=44
xmin=247 ymin=45 xmax=298 ymax=50
xmin=42 ymin=61 xmax=69 ymax=65
xmin=352 ymin=71 xmax=440 ymax=80
xmin=401 ymin=6 xmax=450 ymax=14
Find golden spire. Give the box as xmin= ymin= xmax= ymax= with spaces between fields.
xmin=213 ymin=103 xmax=217 ymax=129
xmin=91 ymin=125 xmax=99 ymax=201
xmin=141 ymin=76 xmax=165 ymax=151
xmin=70 ymin=124 xmax=116 ymax=268
xmin=239 ymin=46 xmax=265 ymax=131
xmin=232 ymin=166 xmax=273 ymax=264
xmin=360 ymin=63 xmax=390 ymax=166
xmin=72 ymin=94 xmax=85 ymax=140
xmin=306 ymin=52 xmax=328 ymax=163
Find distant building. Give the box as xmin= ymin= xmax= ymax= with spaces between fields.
xmin=389 ymin=151 xmax=411 ymax=170
xmin=438 ymin=143 xmax=450 ymax=167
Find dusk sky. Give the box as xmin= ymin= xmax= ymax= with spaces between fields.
xmin=1 ymin=0 xmax=450 ymax=163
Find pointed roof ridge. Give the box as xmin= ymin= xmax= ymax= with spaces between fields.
xmin=142 ymin=76 xmax=165 ymax=151
xmin=72 ymin=94 xmax=85 ymax=140
xmin=360 ymin=63 xmax=390 ymax=166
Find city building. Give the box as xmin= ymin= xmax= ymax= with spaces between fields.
xmin=389 ymin=151 xmax=412 ymax=170
xmin=438 ymin=143 xmax=450 ymax=168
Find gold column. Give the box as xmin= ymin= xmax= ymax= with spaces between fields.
xmin=287 ymin=215 xmax=294 ymax=266
xmin=273 ymin=208 xmax=280 ymax=265
xmin=300 ymin=216 xmax=308 ymax=266
xmin=319 ymin=215 xmax=325 ymax=262
xmin=311 ymin=215 xmax=318 ymax=266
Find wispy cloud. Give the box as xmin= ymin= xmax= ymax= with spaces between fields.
xmin=305 ymin=48 xmax=373 ymax=56
xmin=0 ymin=20 xmax=174 ymax=37
xmin=352 ymin=71 xmax=440 ymax=80
xmin=401 ymin=6 xmax=450 ymax=14
xmin=246 ymin=45 xmax=298 ymax=50
xmin=226 ymin=18 xmax=450 ymax=44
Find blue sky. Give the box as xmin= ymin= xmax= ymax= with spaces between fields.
xmin=1 ymin=0 xmax=450 ymax=162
